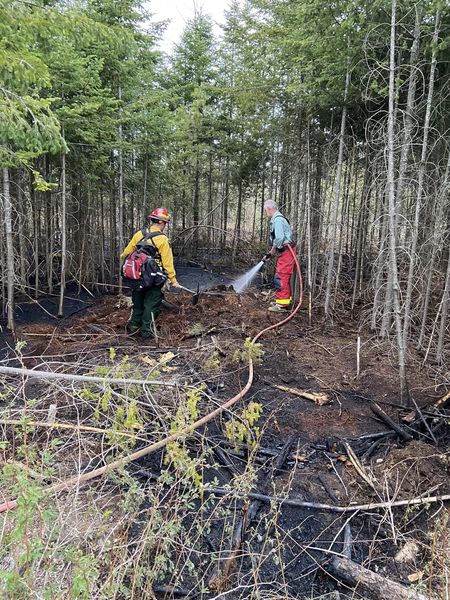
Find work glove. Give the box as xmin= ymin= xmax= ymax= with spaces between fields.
xmin=262 ymin=253 xmax=272 ymax=262
xmin=171 ymin=281 xmax=182 ymax=289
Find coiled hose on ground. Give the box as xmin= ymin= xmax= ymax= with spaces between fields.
xmin=0 ymin=246 xmax=302 ymax=513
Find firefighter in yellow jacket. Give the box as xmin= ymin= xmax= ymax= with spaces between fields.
xmin=120 ymin=208 xmax=181 ymax=338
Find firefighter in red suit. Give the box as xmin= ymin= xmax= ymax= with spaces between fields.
xmin=264 ymin=200 xmax=296 ymax=312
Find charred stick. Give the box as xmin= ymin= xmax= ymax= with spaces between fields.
xmin=212 ymin=445 xmax=241 ymax=477
xmin=343 ymin=442 xmax=377 ymax=490
xmin=361 ymin=433 xmax=395 ymax=462
xmin=208 ymin=499 xmax=263 ymax=592
xmin=370 ymin=403 xmax=413 ymax=441
xmin=342 ymin=523 xmax=352 ymax=559
xmin=274 ymin=434 xmax=297 ymax=474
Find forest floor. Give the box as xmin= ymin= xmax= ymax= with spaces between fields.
xmin=0 ymin=274 xmax=449 ymax=599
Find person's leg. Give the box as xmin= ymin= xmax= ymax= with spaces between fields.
xmin=129 ymin=290 xmax=145 ymax=330
xmin=141 ymin=286 xmax=163 ymax=337
xmin=274 ymin=249 xmax=295 ymax=307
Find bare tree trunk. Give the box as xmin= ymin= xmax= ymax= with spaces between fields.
xmin=395 ymin=5 xmax=422 ymax=220
xmin=118 ymin=86 xmax=124 ymax=294
xmin=402 ymin=8 xmax=441 ymax=346
xmin=3 ymin=167 xmax=15 ymax=331
xmin=58 ymin=143 xmax=67 ymax=317
xmin=306 ymin=122 xmax=312 ymax=325
xmin=418 ymin=150 xmax=450 ymax=349
xmin=324 ymin=58 xmax=350 ymax=318
xmin=436 ymin=243 xmax=450 ymax=365
xmin=32 ymin=183 xmax=39 ymax=299
xmin=387 ymin=0 xmax=409 ymax=405
xmin=17 ymin=174 xmax=27 ymax=292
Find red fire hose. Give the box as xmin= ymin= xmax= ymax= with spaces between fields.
xmin=0 ymin=246 xmax=302 ymax=513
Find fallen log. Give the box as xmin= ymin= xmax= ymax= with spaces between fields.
xmin=370 ymin=403 xmax=413 ymax=441
xmin=327 ymin=556 xmax=431 ymax=600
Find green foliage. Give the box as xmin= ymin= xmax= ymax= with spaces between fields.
xmin=233 ymin=337 xmax=264 ymax=365
xmin=203 ymin=350 xmax=220 ymax=373
xmin=224 ymin=401 xmax=263 ymax=449
xmin=188 ymin=322 xmax=206 ymax=336
xmin=165 ymin=387 xmax=204 ymax=489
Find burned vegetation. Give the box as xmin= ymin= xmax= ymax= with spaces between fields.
xmin=0 ymin=288 xmax=449 ymax=600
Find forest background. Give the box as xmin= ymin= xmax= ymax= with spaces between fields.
xmin=1 ymin=0 xmax=449 ymax=403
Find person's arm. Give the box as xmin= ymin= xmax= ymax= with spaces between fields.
xmin=156 ymin=236 xmax=178 ymax=284
xmin=271 ymin=217 xmax=285 ymax=249
xmin=120 ymin=231 xmax=143 ymax=262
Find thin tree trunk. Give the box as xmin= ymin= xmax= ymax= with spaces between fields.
xmin=402 ymin=8 xmax=441 ymax=347
xmin=418 ymin=150 xmax=450 ymax=349
xmin=3 ymin=167 xmax=15 ymax=331
xmin=306 ymin=122 xmax=312 ymax=325
xmin=58 ymin=143 xmax=67 ymax=317
xmin=395 ymin=5 xmax=422 ymax=222
xmin=18 ymin=174 xmax=27 ymax=291
xmin=118 ymin=86 xmax=124 ymax=294
xmin=324 ymin=58 xmax=350 ymax=318
xmin=387 ymin=0 xmax=409 ymax=405
xmin=436 ymin=243 xmax=450 ymax=365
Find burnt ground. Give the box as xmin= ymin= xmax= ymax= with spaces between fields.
xmin=1 ymin=284 xmax=449 ymax=599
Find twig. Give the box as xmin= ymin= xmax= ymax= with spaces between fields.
xmin=410 ymin=396 xmax=437 ymax=444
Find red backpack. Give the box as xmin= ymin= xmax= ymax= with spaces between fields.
xmin=121 ymin=230 xmax=168 ymax=290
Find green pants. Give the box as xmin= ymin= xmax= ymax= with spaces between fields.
xmin=130 ymin=287 xmax=163 ymax=336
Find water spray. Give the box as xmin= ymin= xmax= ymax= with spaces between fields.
xmin=232 ymin=259 xmax=266 ymax=293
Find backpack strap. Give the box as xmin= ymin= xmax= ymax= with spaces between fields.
xmin=137 ymin=229 xmax=164 ymax=249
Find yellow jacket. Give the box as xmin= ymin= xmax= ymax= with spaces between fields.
xmin=120 ymin=225 xmax=178 ymax=284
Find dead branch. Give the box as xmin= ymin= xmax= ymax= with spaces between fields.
xmin=0 ymin=365 xmax=185 ymax=388
xmin=273 ymin=384 xmax=331 ymax=406
xmin=430 ymin=389 xmax=450 ymax=412
xmin=205 ymin=486 xmax=450 ymax=513
xmin=343 ymin=441 xmax=377 ymax=490
xmin=0 ymin=361 xmax=256 ymax=513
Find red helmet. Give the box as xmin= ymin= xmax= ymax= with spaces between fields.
xmin=149 ymin=207 xmax=171 ymax=223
